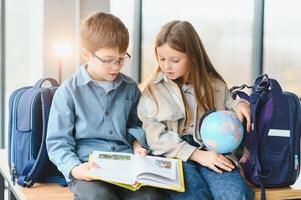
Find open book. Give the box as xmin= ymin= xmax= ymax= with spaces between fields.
xmin=88 ymin=151 xmax=185 ymax=192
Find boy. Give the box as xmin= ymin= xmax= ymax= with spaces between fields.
xmin=46 ymin=12 xmax=164 ymax=200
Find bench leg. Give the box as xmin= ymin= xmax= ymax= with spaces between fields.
xmin=0 ymin=174 xmax=4 ymax=200
xmin=7 ymin=186 xmax=17 ymax=200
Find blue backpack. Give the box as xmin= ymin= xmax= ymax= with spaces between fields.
xmin=231 ymin=74 xmax=301 ymax=200
xmin=8 ymin=78 xmax=67 ymax=187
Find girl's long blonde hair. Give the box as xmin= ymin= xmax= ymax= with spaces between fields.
xmin=142 ymin=20 xmax=225 ymax=123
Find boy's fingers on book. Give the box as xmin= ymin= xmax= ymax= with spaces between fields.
xmin=82 ymin=162 xmax=91 ymax=168
xmin=90 ymin=162 xmax=101 ymax=169
xmin=81 ymin=176 xmax=93 ymax=181
xmin=136 ymin=152 xmax=147 ymax=157
xmin=134 ymin=148 xmax=148 ymax=156
xmin=84 ymin=176 xmax=95 ymax=181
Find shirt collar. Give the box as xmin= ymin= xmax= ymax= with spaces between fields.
xmin=113 ymin=72 xmax=131 ymax=88
xmin=152 ymin=72 xmax=170 ymax=84
xmin=76 ymin=64 xmax=92 ymax=86
xmin=76 ymin=64 xmax=130 ymax=88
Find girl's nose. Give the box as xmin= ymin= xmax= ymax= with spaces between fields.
xmin=165 ymin=61 xmax=172 ymax=70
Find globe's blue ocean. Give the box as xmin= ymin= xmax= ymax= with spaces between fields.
xmin=200 ymin=111 xmax=244 ymax=154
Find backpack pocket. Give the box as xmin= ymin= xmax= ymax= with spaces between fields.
xmin=261 ymin=144 xmax=291 ymax=186
xmin=14 ymin=130 xmax=32 ymax=176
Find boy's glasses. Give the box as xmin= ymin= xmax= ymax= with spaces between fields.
xmin=93 ymin=53 xmax=131 ymax=68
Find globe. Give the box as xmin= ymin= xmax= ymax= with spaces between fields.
xmin=200 ymin=110 xmax=244 ymax=154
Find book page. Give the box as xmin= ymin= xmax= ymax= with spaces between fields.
xmin=134 ymin=155 xmax=177 ymax=181
xmin=89 ymin=151 xmax=136 ymax=185
xmin=137 ymin=160 xmax=182 ymax=190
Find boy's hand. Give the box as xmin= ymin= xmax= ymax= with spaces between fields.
xmin=70 ymin=162 xmax=96 ymax=181
xmin=190 ymin=150 xmax=235 ymax=173
xmin=133 ymin=140 xmax=148 ymax=156
xmin=234 ymin=101 xmax=251 ymax=133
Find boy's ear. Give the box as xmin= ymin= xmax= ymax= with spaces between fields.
xmin=80 ymin=48 xmax=93 ymax=61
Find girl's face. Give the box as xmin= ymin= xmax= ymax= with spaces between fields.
xmin=156 ymin=43 xmax=189 ymax=81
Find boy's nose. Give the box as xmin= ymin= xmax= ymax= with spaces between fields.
xmin=112 ymin=66 xmax=122 ymax=72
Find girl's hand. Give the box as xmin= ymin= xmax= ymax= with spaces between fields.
xmin=71 ymin=162 xmax=96 ymax=181
xmin=133 ymin=140 xmax=148 ymax=156
xmin=239 ymin=147 xmax=250 ymax=164
xmin=234 ymin=101 xmax=251 ymax=133
xmin=190 ymin=150 xmax=235 ymax=173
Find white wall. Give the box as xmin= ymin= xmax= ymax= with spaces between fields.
xmin=80 ymin=0 xmax=110 ymax=19
xmin=5 ymin=0 xmax=44 ymax=147
xmin=43 ymin=0 xmax=110 ymax=81
xmin=6 ymin=0 xmax=110 ymax=86
xmin=43 ymin=0 xmax=80 ymax=82
xmin=5 ymin=0 xmax=44 ymax=87
xmin=4 ymin=0 xmax=110 ymax=147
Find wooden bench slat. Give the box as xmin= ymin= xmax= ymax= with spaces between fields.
xmin=252 ymin=186 xmax=301 ymax=200
xmin=2 ymin=148 xmax=301 ymax=200
xmin=0 ymin=149 xmax=72 ymax=200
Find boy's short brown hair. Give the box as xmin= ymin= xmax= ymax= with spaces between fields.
xmin=80 ymin=12 xmax=129 ymax=53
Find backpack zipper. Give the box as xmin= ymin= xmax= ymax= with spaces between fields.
xmin=10 ymin=88 xmax=29 ymax=184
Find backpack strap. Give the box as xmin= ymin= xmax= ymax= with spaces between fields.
xmin=254 ymin=74 xmax=269 ymax=92
xmin=40 ymin=89 xmax=67 ymax=186
xmin=17 ymin=88 xmax=66 ymax=187
xmin=250 ymin=91 xmax=267 ymax=200
xmin=230 ymin=84 xmax=252 ymax=100
xmin=251 ymin=74 xmax=273 ymax=200
xmin=17 ymin=160 xmax=35 ymax=187
xmin=17 ymin=163 xmax=67 ymax=187
xmin=269 ymin=78 xmax=283 ymax=95
xmin=34 ymin=78 xmax=59 ymax=88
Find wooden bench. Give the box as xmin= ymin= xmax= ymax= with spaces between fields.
xmin=0 ymin=149 xmax=72 ymax=200
xmin=252 ymin=186 xmax=301 ymax=199
xmin=1 ymin=148 xmax=301 ymax=200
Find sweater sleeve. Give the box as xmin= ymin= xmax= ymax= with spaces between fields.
xmin=137 ymin=95 xmax=197 ymax=161
xmin=46 ymin=87 xmax=81 ymax=182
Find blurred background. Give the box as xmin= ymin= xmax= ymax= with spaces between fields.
xmin=0 ymin=0 xmax=300 ymax=148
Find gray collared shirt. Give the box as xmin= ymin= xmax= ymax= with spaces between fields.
xmin=46 ymin=65 xmax=147 ymax=182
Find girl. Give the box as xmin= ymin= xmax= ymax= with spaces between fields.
xmin=137 ymin=20 xmax=254 ymax=200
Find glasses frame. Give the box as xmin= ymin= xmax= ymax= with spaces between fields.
xmin=93 ymin=52 xmax=131 ymax=68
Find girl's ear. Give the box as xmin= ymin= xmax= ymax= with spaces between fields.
xmin=80 ymin=48 xmax=93 ymax=61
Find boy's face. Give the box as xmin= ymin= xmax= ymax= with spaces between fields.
xmin=83 ymin=48 xmax=129 ymax=81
